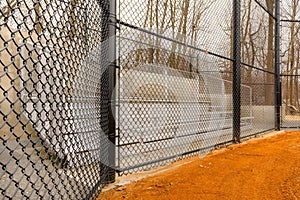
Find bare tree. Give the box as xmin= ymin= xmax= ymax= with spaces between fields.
xmin=67 ymin=0 xmax=79 ymax=39
xmin=281 ymin=0 xmax=300 ymax=110
xmin=221 ymin=0 xmax=264 ymax=87
xmin=265 ymin=0 xmax=275 ymax=105
xmin=141 ymin=0 xmax=215 ymax=69
xmin=34 ymin=0 xmax=42 ymax=34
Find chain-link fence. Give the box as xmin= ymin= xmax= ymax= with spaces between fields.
xmin=116 ymin=0 xmax=278 ymax=174
xmin=280 ymin=1 xmax=300 ymax=128
xmin=0 ymin=0 xmax=114 ymax=199
xmin=117 ymin=0 xmax=234 ymax=174
xmin=0 ymin=0 xmax=283 ymax=199
xmin=239 ymin=0 xmax=277 ymax=137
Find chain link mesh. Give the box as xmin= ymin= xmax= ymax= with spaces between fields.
xmin=116 ymin=0 xmax=275 ymax=174
xmin=0 ymin=0 xmax=283 ymax=198
xmin=280 ymin=1 xmax=300 ymax=128
xmin=239 ymin=0 xmax=276 ymax=138
xmin=117 ymin=0 xmax=234 ymax=174
xmin=1 ymin=0 xmax=112 ymax=199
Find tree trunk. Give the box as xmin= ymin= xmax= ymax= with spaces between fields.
xmin=34 ymin=0 xmax=42 ymax=34
xmin=265 ymin=0 xmax=274 ymax=105
xmin=295 ymin=48 xmax=299 ymax=107
xmin=0 ymin=0 xmax=18 ymax=20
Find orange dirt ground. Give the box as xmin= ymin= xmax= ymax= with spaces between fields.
xmin=99 ymin=131 xmax=300 ymax=200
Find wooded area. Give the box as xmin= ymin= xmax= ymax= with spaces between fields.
xmin=1 ymin=0 xmax=300 ymax=108
xmin=281 ymin=0 xmax=300 ymax=111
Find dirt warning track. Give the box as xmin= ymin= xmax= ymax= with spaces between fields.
xmin=99 ymin=131 xmax=300 ymax=200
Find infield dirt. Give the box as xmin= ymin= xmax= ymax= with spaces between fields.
xmin=99 ymin=131 xmax=300 ymax=200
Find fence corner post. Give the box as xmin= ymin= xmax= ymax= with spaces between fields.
xmin=232 ymin=0 xmax=241 ymax=143
xmin=107 ymin=0 xmax=117 ymax=183
xmin=275 ymin=0 xmax=281 ymax=131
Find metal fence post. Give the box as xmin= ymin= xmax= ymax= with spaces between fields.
xmin=107 ymin=0 xmax=117 ymax=183
xmin=232 ymin=0 xmax=241 ymax=143
xmin=275 ymin=0 xmax=281 ymax=130
xmin=99 ymin=0 xmax=116 ymax=185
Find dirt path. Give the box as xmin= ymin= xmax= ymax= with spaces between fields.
xmin=99 ymin=131 xmax=300 ymax=200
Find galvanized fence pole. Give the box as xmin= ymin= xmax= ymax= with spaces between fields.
xmin=275 ymin=0 xmax=281 ymax=130
xmin=232 ymin=0 xmax=241 ymax=143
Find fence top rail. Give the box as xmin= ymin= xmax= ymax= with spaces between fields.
xmin=281 ymin=19 xmax=300 ymax=22
xmin=280 ymin=74 xmax=300 ymax=76
xmin=117 ymin=19 xmax=233 ymax=62
xmin=254 ymin=0 xmax=276 ymax=19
